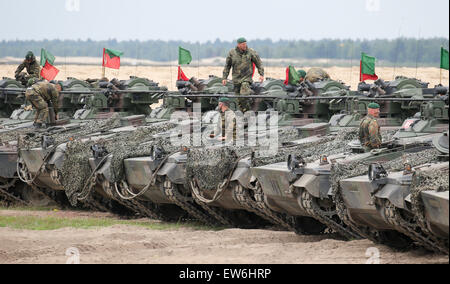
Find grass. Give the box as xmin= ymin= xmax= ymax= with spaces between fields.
xmin=0 ymin=214 xmax=219 ymax=231
xmin=0 ymin=206 xmax=57 ymax=212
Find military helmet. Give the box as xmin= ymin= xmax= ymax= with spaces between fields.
xmin=218 ymin=97 xmax=230 ymax=105
xmin=297 ymin=69 xmax=307 ymax=79
xmin=368 ymin=102 xmax=380 ymax=109
xmin=25 ymin=51 xmax=34 ymax=60
xmin=53 ymin=81 xmax=63 ymax=90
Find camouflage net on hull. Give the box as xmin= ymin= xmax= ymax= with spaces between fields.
xmin=187 ymin=146 xmax=249 ymax=191
xmin=410 ymin=167 xmax=449 ymax=234
xmin=100 ymin=127 xmax=179 ymax=184
xmin=186 ymin=128 xmax=397 ymax=191
xmin=17 ymin=114 xmax=123 ymax=150
xmin=330 ymin=148 xmax=441 ymax=195
xmin=60 ymin=121 xmax=177 ymax=206
xmin=329 ymin=147 xmax=440 ymax=235
xmin=0 ymin=128 xmax=33 ymax=145
xmin=252 ymin=129 xmax=397 ymax=167
xmin=185 ymin=127 xmax=303 ymax=191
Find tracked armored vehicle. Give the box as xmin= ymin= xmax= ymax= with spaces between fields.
xmin=338 ymin=131 xmax=449 ymax=254
xmin=79 ymin=77 xmax=355 ymax=227
xmin=0 ymin=78 xmax=25 ymax=119
xmin=250 ymin=103 xmax=448 ymax=239
xmin=330 ymin=77 xmax=446 ymax=130
xmin=0 ymin=76 xmax=168 ymax=208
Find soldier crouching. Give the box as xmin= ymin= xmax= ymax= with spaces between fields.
xmin=25 ymin=80 xmax=61 ymax=129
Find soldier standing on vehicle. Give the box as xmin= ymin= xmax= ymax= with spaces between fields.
xmin=222 ymin=38 xmax=264 ymax=112
xmin=359 ymin=103 xmax=382 ymax=151
xmin=25 ymin=80 xmax=61 ymax=129
xmin=15 ymin=51 xmax=40 ymax=86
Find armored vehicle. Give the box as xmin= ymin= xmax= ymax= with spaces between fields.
xmin=338 ymin=131 xmax=448 ymax=253
xmin=329 ymin=78 xmax=447 ymax=130
xmin=0 ymin=78 xmax=25 ymax=119
xmin=1 ymin=76 xmax=169 ymax=208
xmin=12 ymin=116 xmax=153 ymax=212
xmin=251 ymin=116 xmax=445 ymax=239
xmin=96 ymin=78 xmax=360 ymax=228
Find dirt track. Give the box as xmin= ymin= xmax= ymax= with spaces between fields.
xmin=0 ymin=210 xmax=447 ymax=264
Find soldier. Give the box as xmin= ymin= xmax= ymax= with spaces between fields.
xmin=297 ymin=69 xmax=307 ymax=83
xmin=222 ymin=37 xmax=264 ymax=112
xmin=359 ymin=103 xmax=382 ymax=151
xmin=304 ymin=67 xmax=330 ymax=83
xmin=25 ymin=80 xmax=61 ymax=129
xmin=213 ymin=97 xmax=236 ymax=142
xmin=15 ymin=51 xmax=40 ymax=86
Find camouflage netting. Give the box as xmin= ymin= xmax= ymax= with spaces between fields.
xmin=186 ymin=128 xmax=397 ymax=191
xmin=61 ymin=121 xmax=177 ymax=206
xmin=186 ymin=146 xmax=251 ymax=191
xmin=100 ymin=127 xmax=179 ymax=184
xmin=252 ymin=128 xmax=357 ymax=167
xmin=410 ymin=167 xmax=449 ymax=230
xmin=185 ymin=127 xmax=303 ymax=191
xmin=0 ymin=128 xmax=32 ymax=145
xmin=17 ymin=114 xmax=123 ymax=150
xmin=329 ymin=147 xmax=442 ymax=238
xmin=61 ymin=138 xmax=99 ymax=206
xmin=252 ymin=129 xmax=396 ymax=167
xmin=330 ymin=148 xmax=442 ymax=198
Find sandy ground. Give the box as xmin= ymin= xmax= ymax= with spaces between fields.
xmin=1 ymin=64 xmax=448 ymax=92
xmin=0 ymin=209 xmax=447 ymax=264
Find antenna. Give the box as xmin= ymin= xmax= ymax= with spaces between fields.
xmin=64 ymin=47 xmax=67 ymax=80
xmin=393 ymin=20 xmax=404 ymax=80
xmin=169 ymin=42 xmax=173 ymax=91
xmin=135 ymin=41 xmax=140 ymax=77
xmin=349 ymin=40 xmax=354 ymax=88
xmin=415 ymin=28 xmax=421 ymax=79
xmin=197 ymin=42 xmax=200 ymax=79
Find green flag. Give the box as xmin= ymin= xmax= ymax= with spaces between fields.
xmin=441 ymin=47 xmax=449 ymax=70
xmin=284 ymin=66 xmax=300 ymax=85
xmin=178 ymin=47 xmax=192 ymax=65
xmin=360 ymin=52 xmax=379 ymax=81
xmin=40 ymin=48 xmax=55 ymax=66
xmin=361 ymin=52 xmax=377 ymax=75
xmin=105 ymin=48 xmax=124 ymax=58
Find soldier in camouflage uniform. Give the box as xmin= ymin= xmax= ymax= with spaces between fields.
xmin=222 ymin=37 xmax=264 ymax=112
xmin=25 ymin=80 xmax=61 ymax=129
xmin=15 ymin=51 xmax=41 ymax=86
xmin=359 ymin=103 xmax=382 ymax=151
xmin=213 ymin=97 xmax=237 ymax=142
xmin=304 ymin=67 xmax=330 ymax=83
xmin=297 ymin=69 xmax=307 ymax=83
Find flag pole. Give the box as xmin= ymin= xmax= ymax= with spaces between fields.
xmin=102 ymin=48 xmax=106 ymax=78
xmin=440 ymin=67 xmax=442 ymax=85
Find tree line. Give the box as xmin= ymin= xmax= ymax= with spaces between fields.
xmin=0 ymin=38 xmax=448 ymax=66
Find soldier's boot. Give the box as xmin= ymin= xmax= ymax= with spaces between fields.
xmin=33 ymin=122 xmax=42 ymax=129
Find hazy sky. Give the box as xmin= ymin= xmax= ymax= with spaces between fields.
xmin=0 ymin=0 xmax=448 ymax=42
